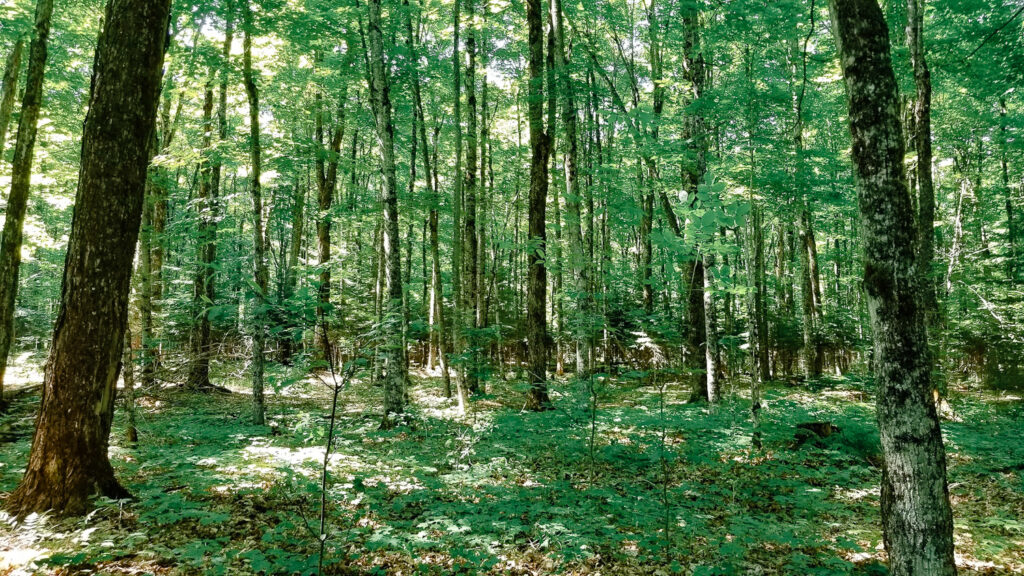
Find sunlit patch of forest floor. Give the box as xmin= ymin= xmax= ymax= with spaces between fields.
xmin=1 ymin=358 xmax=1023 ymax=575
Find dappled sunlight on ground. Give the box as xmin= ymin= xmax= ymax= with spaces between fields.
xmin=0 ymin=357 xmax=1022 ymax=575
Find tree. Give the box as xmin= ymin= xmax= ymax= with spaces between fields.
xmin=366 ymin=0 xmax=406 ymax=428
xmin=243 ymin=0 xmax=268 ymax=426
xmin=187 ymin=85 xmax=218 ymax=390
xmin=828 ymin=0 xmax=957 ymax=573
xmin=0 ymin=38 xmax=24 ymax=165
xmin=0 ymin=0 xmax=53 ymax=410
xmin=6 ymin=0 xmax=172 ymax=517
xmin=525 ymin=0 xmax=551 ymax=411
xmin=906 ymin=0 xmax=938 ymax=317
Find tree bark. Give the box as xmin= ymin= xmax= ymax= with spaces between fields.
xmin=366 ymin=0 xmax=406 ymax=428
xmin=243 ymin=1 xmax=268 ymax=426
xmin=187 ymin=86 xmax=217 ymax=390
xmin=315 ymin=54 xmax=347 ymax=358
xmin=0 ymin=39 xmax=24 ymax=166
xmin=404 ymin=3 xmax=456 ymax=404
xmin=464 ymin=0 xmax=480 ymax=393
xmin=828 ymin=1 xmax=957 ymax=574
xmin=123 ymin=326 xmax=138 ymax=444
xmin=906 ymin=0 xmax=938 ymax=311
xmin=525 ymin=0 xmax=551 ymax=410
xmin=0 ymin=0 xmax=53 ymax=409
xmin=6 ymin=0 xmax=171 ymax=517
xmin=451 ymin=0 xmax=465 ymax=398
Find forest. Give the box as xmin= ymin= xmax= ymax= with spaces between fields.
xmin=0 ymin=0 xmax=1022 ymax=573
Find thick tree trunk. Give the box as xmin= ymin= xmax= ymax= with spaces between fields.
xmin=243 ymin=2 xmax=267 ymax=426
xmin=6 ymin=0 xmax=171 ymax=517
xmin=366 ymin=0 xmax=406 ymax=428
xmin=828 ymin=2 xmax=957 ymax=574
xmin=0 ymin=39 xmax=24 ymax=165
xmin=0 ymin=0 xmax=53 ymax=409
xmin=525 ymin=0 xmax=551 ymax=410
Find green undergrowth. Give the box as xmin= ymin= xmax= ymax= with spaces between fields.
xmin=0 ymin=367 xmax=1022 ymax=575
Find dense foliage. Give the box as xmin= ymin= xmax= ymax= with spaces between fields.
xmin=0 ymin=0 xmax=1022 ymax=573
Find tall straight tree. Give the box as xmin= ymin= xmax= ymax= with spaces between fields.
xmin=0 ymin=0 xmax=53 ymax=410
xmin=906 ymin=0 xmax=937 ymax=318
xmin=463 ymin=0 xmax=480 ymax=393
xmin=0 ymin=38 xmax=24 ymax=165
xmin=451 ymin=0 xmax=464 ymax=395
xmin=551 ymin=0 xmax=588 ymax=376
xmin=243 ymin=1 xmax=268 ymax=426
xmin=366 ymin=0 xmax=407 ymax=427
xmin=828 ymin=0 xmax=957 ymax=574
xmin=315 ymin=48 xmax=348 ymax=358
xmin=404 ymin=0 xmax=456 ymax=404
xmin=187 ymin=85 xmax=217 ymax=390
xmin=525 ymin=0 xmax=551 ymax=410
xmin=6 ymin=0 xmax=172 ymax=517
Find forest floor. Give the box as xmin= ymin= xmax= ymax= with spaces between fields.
xmin=0 ymin=356 xmax=1023 ymax=576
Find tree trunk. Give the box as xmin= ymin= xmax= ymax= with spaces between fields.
xmin=1000 ymin=98 xmax=1013 ymax=281
xmin=404 ymin=7 xmax=455 ymax=403
xmin=828 ymin=1 xmax=957 ymax=573
xmin=792 ymin=24 xmax=822 ymax=380
xmin=0 ymin=0 xmax=53 ymax=409
xmin=525 ymin=0 xmax=551 ymax=410
xmin=906 ymin=0 xmax=939 ymax=310
xmin=451 ymin=0 xmax=465 ymax=399
xmin=464 ymin=0 xmax=480 ymax=393
xmin=0 ymin=39 xmax=24 ymax=166
xmin=703 ymin=253 xmax=721 ymax=403
xmin=6 ymin=0 xmax=171 ymax=517
xmin=123 ymin=326 xmax=138 ymax=444
xmin=315 ymin=75 xmax=345 ymax=358
xmin=243 ymin=1 xmax=267 ymax=426
xmin=187 ymin=86 xmax=216 ymax=390
xmin=366 ymin=0 xmax=406 ymax=428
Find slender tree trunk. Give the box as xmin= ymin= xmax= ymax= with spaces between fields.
xmin=280 ymin=177 xmax=305 ymax=364
xmin=451 ymin=0 xmax=465 ymax=399
xmin=187 ymin=86 xmax=216 ymax=390
xmin=123 ymin=326 xmax=138 ymax=444
xmin=6 ymin=0 xmax=171 ymax=517
xmin=243 ymin=2 xmax=268 ymax=426
xmin=792 ymin=22 xmax=822 ymax=379
xmin=478 ymin=1 xmax=491 ymax=378
xmin=315 ymin=74 xmax=345 ymax=358
xmin=464 ymin=0 xmax=480 ymax=393
xmin=366 ymin=0 xmax=406 ymax=428
xmin=703 ymin=253 xmax=721 ymax=403
xmin=1000 ymin=98 xmax=1014 ymax=281
xmin=906 ymin=0 xmax=939 ymax=309
xmin=828 ymin=2 xmax=957 ymax=573
xmin=0 ymin=39 xmax=24 ymax=166
xmin=0 ymin=0 xmax=53 ymax=409
xmin=525 ymin=0 xmax=551 ymax=410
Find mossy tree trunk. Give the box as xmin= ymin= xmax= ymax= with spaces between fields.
xmin=828 ymin=1 xmax=957 ymax=573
